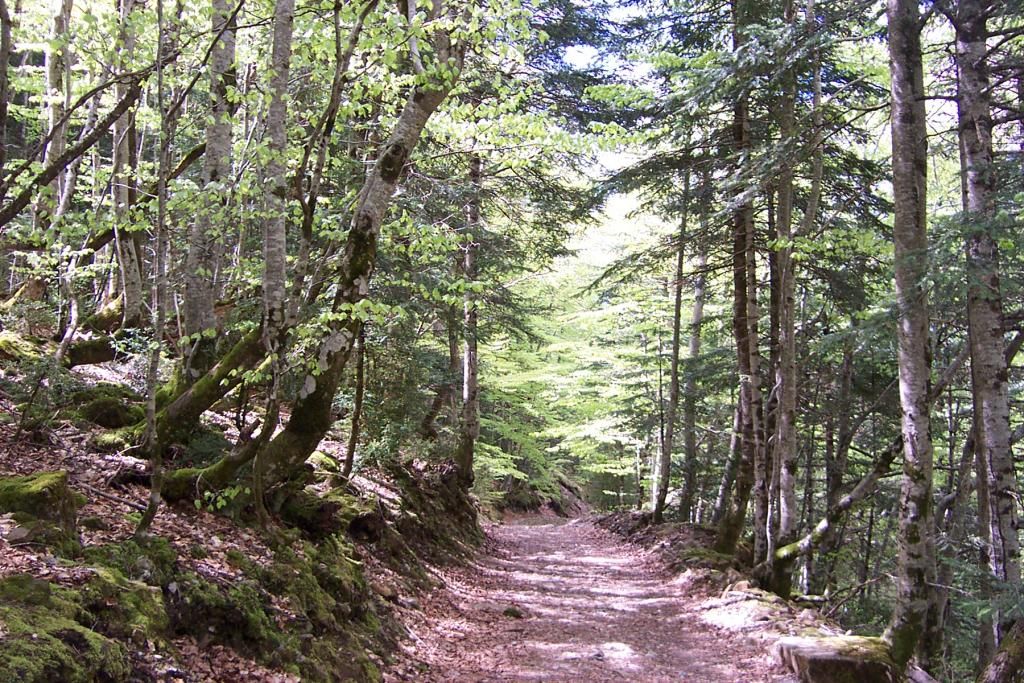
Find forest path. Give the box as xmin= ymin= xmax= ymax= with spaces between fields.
xmin=385 ymin=517 xmax=788 ymax=682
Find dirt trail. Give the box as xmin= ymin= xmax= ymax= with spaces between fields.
xmin=387 ymin=518 xmax=790 ymax=682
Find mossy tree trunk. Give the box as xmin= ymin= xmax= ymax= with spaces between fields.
xmin=978 ymin=619 xmax=1024 ymax=683
xmin=156 ymin=328 xmax=264 ymax=447
xmin=165 ymin=17 xmax=465 ymax=498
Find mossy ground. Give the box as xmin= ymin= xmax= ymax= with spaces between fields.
xmin=0 ymin=372 xmax=483 ymax=681
xmin=0 ymin=574 xmax=131 ymax=683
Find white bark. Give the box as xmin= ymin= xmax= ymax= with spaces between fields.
xmin=262 ymin=0 xmax=294 ymax=347
xmin=111 ymin=0 xmax=144 ymax=327
xmin=955 ymin=0 xmax=1020 ymax=647
xmin=38 ymin=0 xmax=74 ymax=227
xmin=184 ymin=0 xmax=235 ymax=377
xmin=883 ymin=0 xmax=936 ymax=666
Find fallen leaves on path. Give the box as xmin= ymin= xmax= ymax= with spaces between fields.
xmin=386 ymin=518 xmax=796 ymax=682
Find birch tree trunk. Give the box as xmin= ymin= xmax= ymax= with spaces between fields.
xmin=955 ymin=0 xmax=1021 ymax=650
xmin=883 ymin=0 xmax=936 ymax=666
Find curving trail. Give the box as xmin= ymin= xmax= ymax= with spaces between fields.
xmin=386 ymin=517 xmax=790 ymax=682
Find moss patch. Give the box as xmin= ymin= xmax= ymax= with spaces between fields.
xmin=773 ymin=635 xmax=898 ymax=683
xmin=674 ymin=547 xmax=737 ymax=571
xmin=166 ymin=571 xmax=278 ymax=653
xmin=0 ymin=574 xmax=131 ymax=683
xmin=76 ymin=396 xmax=145 ymax=429
xmin=90 ymin=424 xmax=143 ymax=452
xmin=0 ymin=471 xmax=81 ymax=537
xmin=70 ymin=382 xmax=142 ymax=404
xmin=80 ymin=567 xmax=170 ymax=644
xmin=82 ymin=537 xmax=178 ymax=587
xmin=0 ymin=330 xmax=41 ymax=362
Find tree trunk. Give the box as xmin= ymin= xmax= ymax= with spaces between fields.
xmin=883 ymin=0 xmax=936 ymax=668
xmin=772 ymin=338 xmax=1018 ymax=576
xmin=262 ymin=0 xmax=293 ymax=351
xmin=166 ymin=27 xmax=465 ymax=498
xmin=36 ymin=0 xmax=74 ymax=228
xmin=111 ymin=0 xmax=144 ymax=328
xmin=136 ymin=0 xmax=177 ymax=537
xmin=0 ymin=0 xmax=11 ymax=182
xmin=419 ymin=317 xmax=458 ymax=439
xmin=768 ymin=0 xmax=798 ymax=595
xmin=717 ymin=0 xmax=765 ymax=559
xmin=680 ymin=243 xmax=706 ymax=521
xmin=978 ymin=619 xmax=1024 ymax=683
xmin=457 ymin=152 xmax=482 ymax=486
xmin=956 ymin=0 xmax=1021 ymax=649
xmin=341 ymin=327 xmax=365 ymax=480
xmin=654 ymin=164 xmax=690 ymax=524
xmin=183 ymin=0 xmax=235 ymax=380
xmin=712 ymin=405 xmax=741 ymax=526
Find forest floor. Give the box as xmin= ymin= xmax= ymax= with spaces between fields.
xmin=386 ymin=515 xmax=796 ymax=682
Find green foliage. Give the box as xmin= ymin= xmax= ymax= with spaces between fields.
xmin=194 ymin=483 xmax=251 ymax=513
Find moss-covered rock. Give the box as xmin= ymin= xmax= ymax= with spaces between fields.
xmin=279 ymin=487 xmax=383 ymax=541
xmin=70 ymin=382 xmax=142 ymax=404
xmin=773 ymin=635 xmax=899 ymax=683
xmin=81 ymin=295 xmax=123 ymax=334
xmin=65 ymin=336 xmax=119 ymax=368
xmin=181 ymin=428 xmax=232 ymax=467
xmin=76 ymin=396 xmax=145 ymax=429
xmin=80 ymin=567 xmax=169 ymax=645
xmin=82 ymin=536 xmax=178 ymax=587
xmin=4 ymin=515 xmax=82 ymax=555
xmin=0 ymin=574 xmax=131 ymax=683
xmin=90 ymin=424 xmax=143 ymax=452
xmin=0 ymin=330 xmax=41 ymax=361
xmin=0 ymin=471 xmax=82 ymax=538
xmin=674 ymin=547 xmax=737 ymax=571
xmin=308 ymin=450 xmax=341 ymax=474
xmin=166 ymin=571 xmax=278 ymax=652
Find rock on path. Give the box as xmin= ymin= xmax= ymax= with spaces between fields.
xmin=386 ymin=517 xmax=790 ymax=682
